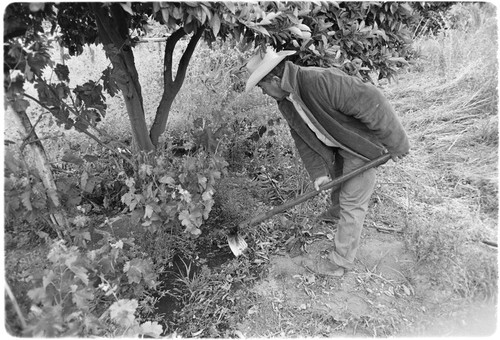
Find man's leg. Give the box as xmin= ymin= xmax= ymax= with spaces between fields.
xmin=317 ymin=150 xmax=343 ymax=221
xmin=300 ymin=151 xmax=376 ymax=276
xmin=329 ymin=150 xmax=377 ymax=269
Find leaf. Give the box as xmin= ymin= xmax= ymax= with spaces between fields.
xmin=288 ymin=26 xmax=303 ymax=37
xmin=111 ymin=240 xmax=123 ymax=249
xmin=388 ymin=57 xmax=409 ymax=65
xmin=98 ymin=256 xmax=115 ymax=274
xmin=7 ymin=196 xmax=20 ymax=212
xmin=139 ymin=321 xmax=164 ymax=338
xmin=27 ymin=287 xmax=46 ymax=303
xmin=296 ymin=23 xmax=311 ymax=32
xmin=55 ymin=83 xmax=70 ymax=100
xmin=120 ymin=2 xmax=134 ymax=15
xmin=184 ymin=19 xmax=195 ymax=34
xmin=83 ymin=154 xmax=99 ymax=162
xmin=178 ymin=187 xmax=192 ymax=202
xmin=159 ymin=175 xmax=175 ymax=185
xmin=130 ymin=207 xmax=144 ymax=225
xmin=224 ymin=1 xmax=236 ymax=14
xmin=80 ymin=171 xmax=89 ymax=191
xmin=54 ymin=63 xmax=70 ymax=82
xmin=401 ymin=3 xmax=412 ymax=13
xmin=72 ymin=287 xmax=94 ymax=311
xmin=198 ymin=175 xmax=207 ymax=189
xmin=13 ymin=98 xmax=30 ymax=112
xmin=200 ymin=4 xmax=212 ymax=23
xmin=124 ymin=258 xmax=156 ymax=286
xmin=84 ymin=175 xmax=99 ymax=194
xmin=152 ymin=2 xmax=160 ymax=13
xmin=65 ymin=253 xmax=89 ymax=285
xmin=29 ymin=3 xmax=45 ymax=12
xmin=124 ymin=260 xmax=142 ymax=284
xmin=109 ymin=299 xmax=138 ymax=327
xmin=210 ymin=12 xmax=221 ymax=37
xmin=102 ymin=66 xmax=119 ymax=97
xmin=20 ymin=190 xmax=32 ymax=211
xmin=144 ymin=204 xmax=153 ymax=219
xmin=251 ymin=25 xmax=270 ymax=36
xmin=125 ymin=177 xmax=135 ymax=188
xmin=172 ymin=5 xmax=183 ymax=19
xmin=161 ymin=8 xmax=170 ymax=23
xmin=201 ymin=189 xmax=214 ymax=202
xmin=178 ymin=210 xmax=191 ymax=225
xmin=179 ymin=209 xmax=200 ymax=235
xmin=62 ymin=151 xmax=84 ymax=165
xmin=139 ymin=164 xmax=153 ymax=178
xmin=379 ymin=12 xmax=385 ymax=23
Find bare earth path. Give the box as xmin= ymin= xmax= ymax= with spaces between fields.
xmin=235 ymin=225 xmax=497 ymax=337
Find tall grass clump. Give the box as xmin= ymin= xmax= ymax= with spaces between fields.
xmin=383 ymin=2 xmax=497 ymax=301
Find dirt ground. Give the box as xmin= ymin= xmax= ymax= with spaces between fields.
xmin=206 ymin=174 xmax=498 ymax=338
xmin=235 ymin=225 xmax=497 ymax=337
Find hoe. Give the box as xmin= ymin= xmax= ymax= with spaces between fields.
xmin=227 ymin=153 xmax=392 ymax=256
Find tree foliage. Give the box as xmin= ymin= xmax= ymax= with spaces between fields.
xmin=4 ymin=1 xmax=417 ymax=152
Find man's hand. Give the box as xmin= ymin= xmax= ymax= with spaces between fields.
xmin=314 ymin=175 xmax=331 ymax=191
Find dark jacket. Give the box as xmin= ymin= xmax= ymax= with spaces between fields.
xmin=278 ymin=61 xmax=410 ymax=180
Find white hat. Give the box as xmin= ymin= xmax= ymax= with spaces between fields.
xmin=245 ymin=48 xmax=296 ymax=92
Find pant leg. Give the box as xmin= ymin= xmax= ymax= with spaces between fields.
xmin=329 ymin=150 xmax=377 ymax=269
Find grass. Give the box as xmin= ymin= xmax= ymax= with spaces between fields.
xmin=378 ymin=3 xmax=498 ymax=302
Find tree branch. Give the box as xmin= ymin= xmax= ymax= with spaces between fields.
xmin=5 ymin=280 xmax=27 ymax=330
xmin=175 ymin=26 xmax=206 ymax=87
xmin=482 ymin=239 xmax=498 ymax=248
xmin=22 ymin=92 xmax=134 ymax=168
xmin=164 ymin=28 xmax=186 ymax=85
xmin=18 ymin=110 xmax=46 ymax=153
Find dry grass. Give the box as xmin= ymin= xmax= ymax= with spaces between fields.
xmin=378 ymin=3 xmax=498 ymax=301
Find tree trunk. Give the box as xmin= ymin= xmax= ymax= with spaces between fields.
xmin=151 ymin=93 xmax=176 ymax=147
xmin=91 ymin=3 xmax=154 ymax=152
xmin=9 ymin=105 xmax=67 ymax=238
xmin=149 ymin=27 xmax=205 ymax=147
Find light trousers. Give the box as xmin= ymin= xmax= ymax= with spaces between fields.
xmin=328 ymin=149 xmax=377 ymax=269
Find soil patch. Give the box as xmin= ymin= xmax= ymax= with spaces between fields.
xmin=237 ymin=225 xmax=497 ymax=337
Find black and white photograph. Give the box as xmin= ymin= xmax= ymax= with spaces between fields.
xmin=2 ymin=1 xmax=498 ymax=337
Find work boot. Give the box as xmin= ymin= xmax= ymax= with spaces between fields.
xmin=295 ymin=254 xmax=345 ymax=277
xmin=317 ymin=205 xmax=340 ymax=222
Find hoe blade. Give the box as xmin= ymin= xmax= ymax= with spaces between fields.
xmin=227 ymin=233 xmax=248 ymax=257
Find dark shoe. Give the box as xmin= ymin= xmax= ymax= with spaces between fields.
xmin=297 ymin=255 xmax=345 ymax=277
xmin=317 ymin=206 xmax=340 ymax=222
xmin=285 ymin=236 xmax=305 ymax=258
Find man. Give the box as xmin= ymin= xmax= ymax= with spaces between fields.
xmin=245 ymin=48 xmax=410 ymax=277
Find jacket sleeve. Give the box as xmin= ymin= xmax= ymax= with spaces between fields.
xmin=317 ymin=72 xmax=410 ymax=156
xmin=289 ymin=128 xmax=330 ymax=181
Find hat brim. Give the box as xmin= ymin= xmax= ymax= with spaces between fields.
xmin=245 ymin=50 xmax=296 ymax=92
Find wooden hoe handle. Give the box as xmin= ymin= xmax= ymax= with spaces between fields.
xmin=240 ymin=153 xmax=392 ymax=228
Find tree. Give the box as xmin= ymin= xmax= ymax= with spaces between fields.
xmin=4 ymin=2 xmax=415 ymax=153
xmin=52 ymin=1 xmax=309 ymax=150
xmin=4 ymin=3 xmax=71 ymax=235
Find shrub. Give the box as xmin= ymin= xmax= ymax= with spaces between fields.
xmin=19 ymin=236 xmax=163 ymax=337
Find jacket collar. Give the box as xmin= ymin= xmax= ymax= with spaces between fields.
xmin=280 ymin=61 xmax=300 ymax=94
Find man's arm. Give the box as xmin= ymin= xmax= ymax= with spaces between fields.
xmin=317 ymin=72 xmax=410 ymax=158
